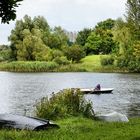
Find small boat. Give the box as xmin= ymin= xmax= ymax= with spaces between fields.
xmin=80 ymin=88 xmax=114 ymax=94
xmin=0 ymin=114 xmax=59 ymax=130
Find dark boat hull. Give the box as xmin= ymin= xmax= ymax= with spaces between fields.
xmin=0 ymin=114 xmax=59 ymax=130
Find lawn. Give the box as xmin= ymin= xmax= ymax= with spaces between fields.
xmin=0 ymin=117 xmax=140 ymax=140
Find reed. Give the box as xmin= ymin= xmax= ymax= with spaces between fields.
xmin=35 ymin=89 xmax=93 ymax=120
xmin=0 ymin=61 xmax=59 ymax=72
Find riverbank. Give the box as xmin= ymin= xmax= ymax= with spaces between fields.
xmin=0 ymin=116 xmax=140 ymax=140
xmin=0 ymin=55 xmax=128 ymax=72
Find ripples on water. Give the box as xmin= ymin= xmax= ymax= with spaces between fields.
xmin=0 ymin=72 xmax=140 ymax=117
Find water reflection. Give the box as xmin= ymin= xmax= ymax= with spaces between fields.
xmin=0 ymin=72 xmax=140 ymax=117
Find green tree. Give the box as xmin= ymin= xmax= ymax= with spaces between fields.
xmin=0 ymin=45 xmax=12 ymax=61
xmin=9 ymin=15 xmax=51 ymax=61
xmin=95 ymin=18 xmax=115 ymax=31
xmin=64 ymin=45 xmax=86 ymax=62
xmin=16 ymin=29 xmax=52 ymax=61
xmin=112 ymin=18 xmax=132 ymax=55
xmin=0 ymin=0 xmax=23 ymax=23
xmin=125 ymin=0 xmax=140 ymax=39
xmin=47 ymin=26 xmax=68 ymax=49
xmin=85 ymin=30 xmax=116 ymax=55
xmin=84 ymin=19 xmax=117 ymax=55
xmin=76 ymin=28 xmax=92 ymax=46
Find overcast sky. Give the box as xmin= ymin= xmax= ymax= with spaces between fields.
xmin=0 ymin=0 xmax=126 ymax=44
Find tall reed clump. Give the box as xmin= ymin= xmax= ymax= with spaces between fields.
xmin=0 ymin=61 xmax=59 ymax=72
xmin=35 ymin=89 xmax=94 ymax=120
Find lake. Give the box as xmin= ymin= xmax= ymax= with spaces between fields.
xmin=0 ymin=72 xmax=140 ymax=117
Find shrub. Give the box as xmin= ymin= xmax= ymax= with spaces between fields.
xmin=64 ymin=45 xmax=86 ymax=63
xmin=100 ymin=56 xmax=114 ymax=66
xmin=0 ymin=56 xmax=4 ymax=62
xmin=35 ymin=89 xmax=94 ymax=120
xmin=53 ymin=56 xmax=70 ymax=65
xmin=128 ymin=58 xmax=140 ymax=72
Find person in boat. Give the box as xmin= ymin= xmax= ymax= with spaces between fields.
xmin=94 ymin=84 xmax=101 ymax=91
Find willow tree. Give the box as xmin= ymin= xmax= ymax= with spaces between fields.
xmin=9 ymin=15 xmax=51 ymax=61
xmin=125 ymin=0 xmax=140 ymax=39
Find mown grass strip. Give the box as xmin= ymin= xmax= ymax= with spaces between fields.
xmin=0 ymin=117 xmax=140 ymax=140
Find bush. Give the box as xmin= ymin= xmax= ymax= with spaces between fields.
xmin=35 ymin=89 xmax=94 ymax=120
xmin=0 ymin=56 xmax=4 ymax=62
xmin=53 ymin=56 xmax=70 ymax=65
xmin=64 ymin=45 xmax=86 ymax=63
xmin=128 ymin=58 xmax=140 ymax=72
xmin=100 ymin=56 xmax=114 ymax=66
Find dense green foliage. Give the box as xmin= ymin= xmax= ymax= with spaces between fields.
xmin=0 ymin=117 xmax=140 ymax=140
xmin=112 ymin=0 xmax=140 ymax=72
xmin=8 ymin=15 xmax=70 ymax=62
xmin=0 ymin=45 xmax=12 ymax=61
xmin=0 ymin=0 xmax=23 ymax=23
xmin=76 ymin=28 xmax=92 ymax=46
xmin=100 ymin=55 xmax=114 ymax=66
xmin=125 ymin=0 xmax=140 ymax=40
xmin=35 ymin=89 xmax=94 ymax=120
xmin=63 ymin=44 xmax=86 ymax=62
xmin=85 ymin=30 xmax=116 ymax=54
xmin=76 ymin=19 xmax=117 ymax=55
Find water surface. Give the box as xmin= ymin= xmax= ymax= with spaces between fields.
xmin=0 ymin=72 xmax=140 ymax=117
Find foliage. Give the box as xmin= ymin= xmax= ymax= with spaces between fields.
xmin=95 ymin=18 xmax=115 ymax=30
xmin=0 ymin=61 xmax=59 ymax=72
xmin=85 ymin=30 xmax=116 ymax=55
xmin=125 ymin=0 xmax=140 ymax=40
xmin=46 ymin=27 xmax=68 ymax=50
xmin=64 ymin=45 xmax=86 ymax=62
xmin=8 ymin=16 xmax=70 ymax=61
xmin=133 ymin=41 xmax=140 ymax=58
xmin=112 ymin=18 xmax=132 ymax=55
xmin=84 ymin=19 xmax=117 ymax=55
xmin=0 ymin=0 xmax=23 ymax=23
xmin=76 ymin=28 xmax=92 ymax=46
xmin=53 ymin=56 xmax=70 ymax=65
xmin=113 ymin=1 xmax=140 ymax=72
xmin=0 ymin=45 xmax=12 ymax=61
xmin=0 ymin=49 xmax=12 ymax=61
xmin=56 ymin=64 xmax=87 ymax=72
xmin=35 ymin=89 xmax=94 ymax=120
xmin=9 ymin=15 xmax=51 ymax=61
xmin=100 ymin=55 xmax=114 ymax=66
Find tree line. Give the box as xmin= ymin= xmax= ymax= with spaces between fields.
xmin=0 ymin=0 xmax=140 ymax=72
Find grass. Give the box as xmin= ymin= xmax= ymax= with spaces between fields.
xmin=0 ymin=117 xmax=140 ymax=140
xmin=80 ymin=55 xmax=102 ymax=71
xmin=80 ymin=55 xmax=125 ymax=72
xmin=0 ymin=55 xmax=127 ymax=72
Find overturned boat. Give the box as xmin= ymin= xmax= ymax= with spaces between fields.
xmin=0 ymin=114 xmax=59 ymax=130
xmin=80 ymin=88 xmax=114 ymax=94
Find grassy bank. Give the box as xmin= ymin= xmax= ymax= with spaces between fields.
xmin=0 ymin=117 xmax=140 ymax=140
xmin=0 ymin=55 xmax=127 ymax=72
